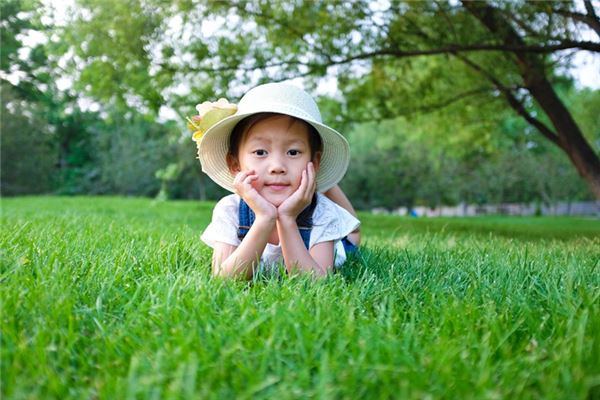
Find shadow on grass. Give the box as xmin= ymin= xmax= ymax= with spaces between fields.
xmin=334 ymin=246 xmax=405 ymax=283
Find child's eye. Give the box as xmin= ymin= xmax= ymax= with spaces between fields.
xmin=253 ymin=149 xmax=267 ymax=156
xmin=288 ymin=149 xmax=301 ymax=156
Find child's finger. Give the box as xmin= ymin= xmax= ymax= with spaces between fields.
xmin=233 ymin=171 xmax=248 ymax=193
xmin=306 ymin=167 xmax=313 ymax=197
xmin=234 ymin=170 xmax=252 ymax=186
xmin=233 ymin=171 xmax=246 ymax=182
xmin=299 ymin=169 xmax=309 ymax=199
xmin=239 ymin=170 xmax=253 ymax=179
xmin=307 ymin=162 xmax=316 ymax=194
xmin=243 ymin=174 xmax=257 ymax=186
xmin=300 ymin=169 xmax=308 ymax=190
xmin=301 ymin=164 xmax=312 ymax=199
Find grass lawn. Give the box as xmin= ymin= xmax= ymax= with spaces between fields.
xmin=2 ymin=196 xmax=599 ymax=399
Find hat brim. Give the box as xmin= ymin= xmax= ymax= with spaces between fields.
xmin=198 ymin=111 xmax=350 ymax=193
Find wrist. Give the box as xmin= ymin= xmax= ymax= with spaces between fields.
xmin=277 ymin=215 xmax=297 ymax=226
xmin=254 ymin=214 xmax=277 ymax=225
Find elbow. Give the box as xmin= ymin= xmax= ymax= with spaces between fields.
xmin=311 ymin=265 xmax=332 ymax=279
xmin=315 ymin=268 xmax=330 ymax=278
xmin=211 ymin=268 xmax=228 ymax=278
xmin=348 ymin=231 xmax=361 ymax=247
xmin=212 ymin=262 xmax=253 ymax=280
xmin=286 ymin=262 xmax=331 ymax=278
xmin=212 ymin=270 xmax=250 ymax=280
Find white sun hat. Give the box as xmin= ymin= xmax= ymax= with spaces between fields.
xmin=197 ymin=82 xmax=350 ymax=193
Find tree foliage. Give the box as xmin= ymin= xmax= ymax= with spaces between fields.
xmin=1 ymin=0 xmax=598 ymax=206
xmin=53 ymin=0 xmax=598 ymax=197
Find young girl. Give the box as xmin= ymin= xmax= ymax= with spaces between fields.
xmin=191 ymin=83 xmax=360 ymax=279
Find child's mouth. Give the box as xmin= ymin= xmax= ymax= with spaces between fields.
xmin=266 ymin=184 xmax=290 ymax=191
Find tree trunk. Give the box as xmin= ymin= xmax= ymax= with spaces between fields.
xmin=526 ymin=78 xmax=600 ymax=199
xmin=463 ymin=0 xmax=600 ymax=199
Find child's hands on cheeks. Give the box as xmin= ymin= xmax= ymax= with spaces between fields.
xmin=232 ymin=170 xmax=277 ymax=221
xmin=233 ymin=162 xmax=316 ymax=223
xmin=278 ymin=162 xmax=316 ymax=222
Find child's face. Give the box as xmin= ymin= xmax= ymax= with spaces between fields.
xmin=229 ymin=115 xmax=316 ymax=207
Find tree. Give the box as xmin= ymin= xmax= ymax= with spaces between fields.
xmin=203 ymin=0 xmax=600 ymax=197
xmin=461 ymin=1 xmax=600 ymax=198
xmin=47 ymin=0 xmax=600 ymax=198
xmin=1 ymin=0 xmax=58 ymax=194
xmin=1 ymin=82 xmax=57 ymax=194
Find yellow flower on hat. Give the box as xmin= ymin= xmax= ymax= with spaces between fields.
xmin=187 ymin=98 xmax=237 ymax=142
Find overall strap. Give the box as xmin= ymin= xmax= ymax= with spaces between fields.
xmin=238 ymin=195 xmax=318 ymax=249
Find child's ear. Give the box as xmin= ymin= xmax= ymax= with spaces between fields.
xmin=226 ymin=154 xmax=241 ymax=174
xmin=312 ymin=151 xmax=322 ymax=172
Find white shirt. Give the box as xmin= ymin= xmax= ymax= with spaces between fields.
xmin=201 ymin=193 xmax=360 ymax=271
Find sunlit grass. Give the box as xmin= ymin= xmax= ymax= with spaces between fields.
xmin=2 ymin=196 xmax=599 ymax=399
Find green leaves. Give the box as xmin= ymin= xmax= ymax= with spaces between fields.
xmin=3 ymin=0 xmax=598 ymax=201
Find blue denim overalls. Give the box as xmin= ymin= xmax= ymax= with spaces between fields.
xmin=237 ymin=195 xmax=358 ymax=256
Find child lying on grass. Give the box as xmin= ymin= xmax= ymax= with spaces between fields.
xmin=188 ymin=83 xmax=360 ymax=279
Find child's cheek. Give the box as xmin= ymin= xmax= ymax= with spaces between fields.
xmin=250 ymin=177 xmax=262 ymax=190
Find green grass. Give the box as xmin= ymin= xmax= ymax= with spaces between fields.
xmin=2 ymin=196 xmax=599 ymax=399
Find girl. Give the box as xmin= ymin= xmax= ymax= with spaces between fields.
xmin=191 ymin=83 xmax=360 ymax=279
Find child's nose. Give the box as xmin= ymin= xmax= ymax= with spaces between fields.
xmin=268 ymin=157 xmax=286 ymax=174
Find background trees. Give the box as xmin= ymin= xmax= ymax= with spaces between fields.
xmin=182 ymin=0 xmax=600 ymax=197
xmin=1 ymin=0 xmax=598 ymax=207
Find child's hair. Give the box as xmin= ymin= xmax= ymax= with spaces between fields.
xmin=227 ymin=113 xmax=323 ymax=161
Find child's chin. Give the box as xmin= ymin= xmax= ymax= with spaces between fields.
xmin=263 ymin=194 xmax=289 ymax=207
xmin=266 ymin=198 xmax=284 ymax=207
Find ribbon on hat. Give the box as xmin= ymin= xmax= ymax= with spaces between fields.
xmin=186 ymin=98 xmax=237 ymax=142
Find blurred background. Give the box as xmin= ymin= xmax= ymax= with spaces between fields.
xmin=1 ymin=0 xmax=599 ymax=214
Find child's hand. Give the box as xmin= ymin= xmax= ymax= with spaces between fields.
xmin=278 ymin=162 xmax=316 ymax=221
xmin=233 ymin=170 xmax=278 ymax=221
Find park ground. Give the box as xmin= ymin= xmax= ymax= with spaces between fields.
xmin=1 ymin=196 xmax=599 ymax=399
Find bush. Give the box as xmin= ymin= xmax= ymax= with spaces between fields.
xmin=1 ymin=84 xmax=56 ymax=195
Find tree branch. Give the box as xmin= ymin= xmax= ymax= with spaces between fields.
xmin=552 ymin=5 xmax=600 ymax=39
xmin=193 ymin=3 xmax=599 ymax=79
xmin=552 ymin=7 xmax=600 ymax=37
xmin=584 ymin=0 xmax=599 ymax=20
xmin=176 ymin=37 xmax=598 ymax=87
xmin=584 ymin=0 xmax=600 ymax=38
xmin=454 ymin=53 xmax=561 ymax=147
xmin=337 ymin=86 xmax=496 ymax=126
xmin=403 ymin=87 xmax=493 ymax=115
xmin=230 ymin=4 xmax=334 ymax=64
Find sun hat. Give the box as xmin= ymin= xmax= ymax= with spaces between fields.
xmin=196 ymin=82 xmax=350 ymax=193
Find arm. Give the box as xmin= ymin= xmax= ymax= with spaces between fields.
xmin=212 ymin=170 xmax=278 ymax=280
xmin=277 ymin=217 xmax=334 ymax=276
xmin=323 ymin=185 xmax=361 ymax=246
xmin=277 ymin=162 xmax=334 ymax=276
xmin=323 ymin=185 xmax=358 ymax=217
xmin=212 ymin=216 xmax=275 ymax=279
